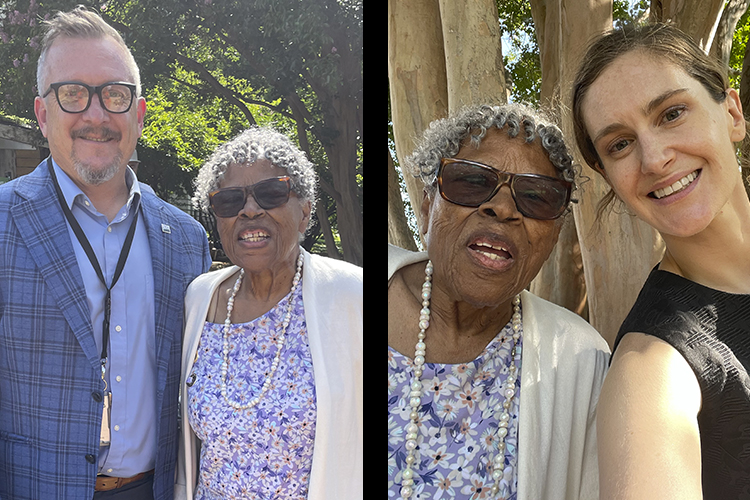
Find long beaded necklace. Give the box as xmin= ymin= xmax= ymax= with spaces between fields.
xmin=221 ymin=251 xmax=304 ymax=410
xmin=400 ymin=260 xmax=522 ymax=499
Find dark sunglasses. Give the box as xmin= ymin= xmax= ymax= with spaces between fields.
xmin=438 ymin=158 xmax=572 ymax=220
xmin=209 ymin=176 xmax=292 ymax=217
xmin=42 ymin=81 xmax=136 ymax=114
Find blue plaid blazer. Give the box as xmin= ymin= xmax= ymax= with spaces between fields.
xmin=0 ymin=161 xmax=211 ymax=500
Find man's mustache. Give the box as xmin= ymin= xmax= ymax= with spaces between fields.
xmin=71 ymin=127 xmax=121 ymax=141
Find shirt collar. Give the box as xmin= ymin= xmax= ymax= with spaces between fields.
xmin=50 ymin=157 xmax=142 ymax=216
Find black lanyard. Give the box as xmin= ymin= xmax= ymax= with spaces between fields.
xmin=47 ymin=157 xmax=139 ymax=377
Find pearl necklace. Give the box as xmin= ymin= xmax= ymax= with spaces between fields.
xmin=221 ymin=251 xmax=304 ymax=410
xmin=400 ymin=260 xmax=522 ymax=499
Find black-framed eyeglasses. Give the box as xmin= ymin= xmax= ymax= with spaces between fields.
xmin=209 ymin=176 xmax=292 ymax=217
xmin=438 ymin=158 xmax=572 ymax=220
xmin=42 ymin=81 xmax=136 ymax=114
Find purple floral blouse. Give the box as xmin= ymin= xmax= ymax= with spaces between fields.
xmin=388 ymin=313 xmax=523 ymax=500
xmin=188 ymin=280 xmax=316 ymax=499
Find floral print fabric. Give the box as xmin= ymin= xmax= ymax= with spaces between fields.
xmin=188 ymin=281 xmax=316 ymax=500
xmin=388 ymin=314 xmax=523 ymax=499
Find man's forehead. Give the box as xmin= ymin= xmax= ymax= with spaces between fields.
xmin=44 ymin=35 xmax=134 ymax=81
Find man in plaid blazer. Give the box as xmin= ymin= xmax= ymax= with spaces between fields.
xmin=0 ymin=7 xmax=211 ymax=500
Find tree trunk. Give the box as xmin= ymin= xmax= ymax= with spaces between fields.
xmin=294 ymin=117 xmax=341 ymax=259
xmin=573 ymin=181 xmax=665 ymax=346
xmin=530 ymin=218 xmax=587 ymax=317
xmin=651 ymin=0 xmax=725 ymax=51
xmin=388 ymin=149 xmax=420 ymax=251
xmin=388 ymin=0 xmax=449 ymax=247
xmin=439 ymin=0 xmax=507 ymax=110
xmin=528 ymin=0 xmax=601 ymax=317
xmin=326 ymin=96 xmax=364 ymax=265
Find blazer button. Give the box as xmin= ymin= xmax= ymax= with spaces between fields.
xmin=85 ymin=454 xmax=96 ymax=464
xmin=92 ymin=392 xmax=102 ymax=402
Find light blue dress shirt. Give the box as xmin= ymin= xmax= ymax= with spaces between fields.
xmin=52 ymin=159 xmax=156 ymax=477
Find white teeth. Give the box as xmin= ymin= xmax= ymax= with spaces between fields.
xmin=240 ymin=231 xmax=269 ymax=241
xmin=476 ymin=250 xmax=508 ymax=261
xmin=652 ymin=171 xmax=697 ymax=199
xmin=474 ymin=242 xmax=509 ymax=252
xmin=472 ymin=242 xmax=511 ymax=261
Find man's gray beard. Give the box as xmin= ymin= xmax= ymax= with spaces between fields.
xmin=72 ymin=152 xmax=123 ymax=186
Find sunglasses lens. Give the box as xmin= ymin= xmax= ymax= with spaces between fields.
xmin=254 ymin=178 xmax=291 ymax=209
xmin=209 ymin=177 xmax=292 ymax=217
xmin=210 ymin=188 xmax=246 ymax=217
xmin=440 ymin=160 xmax=570 ymax=219
xmin=440 ymin=161 xmax=497 ymax=207
xmin=513 ymin=176 xmax=569 ymax=219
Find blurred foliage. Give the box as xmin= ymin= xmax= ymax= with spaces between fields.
xmin=730 ymin=8 xmax=750 ymax=90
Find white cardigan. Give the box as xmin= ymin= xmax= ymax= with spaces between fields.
xmin=389 ymin=244 xmax=610 ymax=500
xmin=176 ymin=249 xmax=363 ymax=500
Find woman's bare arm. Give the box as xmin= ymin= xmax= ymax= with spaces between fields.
xmin=597 ymin=332 xmax=702 ymax=500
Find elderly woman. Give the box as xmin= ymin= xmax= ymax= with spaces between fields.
xmin=388 ymin=103 xmax=610 ymax=500
xmin=175 ymin=126 xmax=362 ymax=500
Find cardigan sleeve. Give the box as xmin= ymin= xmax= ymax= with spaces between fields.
xmin=175 ymin=266 xmax=238 ymax=500
xmin=516 ymin=291 xmax=610 ymax=500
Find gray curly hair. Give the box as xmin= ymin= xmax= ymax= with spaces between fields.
xmin=407 ymin=103 xmax=578 ymax=196
xmin=193 ymin=126 xmax=317 ymax=216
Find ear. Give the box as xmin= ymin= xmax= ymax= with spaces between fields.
xmin=34 ymin=96 xmax=49 ymax=138
xmin=135 ymin=96 xmax=147 ymax=135
xmin=419 ymin=188 xmax=433 ymax=238
xmin=725 ymin=88 xmax=746 ymax=143
xmin=298 ymin=200 xmax=312 ymax=235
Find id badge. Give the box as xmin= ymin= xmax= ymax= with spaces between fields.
xmin=100 ymin=392 xmax=112 ymax=446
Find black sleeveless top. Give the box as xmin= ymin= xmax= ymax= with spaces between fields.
xmin=615 ymin=266 xmax=750 ymax=499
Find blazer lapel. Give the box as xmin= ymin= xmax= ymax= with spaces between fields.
xmin=11 ymin=166 xmax=99 ymax=366
xmin=139 ymin=195 xmax=182 ymax=388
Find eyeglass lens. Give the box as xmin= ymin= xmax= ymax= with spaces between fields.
xmin=439 ymin=160 xmax=569 ymax=219
xmin=55 ymin=83 xmax=134 ymax=113
xmin=210 ymin=177 xmax=292 ymax=217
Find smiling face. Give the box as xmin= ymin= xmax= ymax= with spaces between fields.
xmin=420 ymin=127 xmax=564 ymax=308
xmin=581 ymin=51 xmax=746 ymax=238
xmin=216 ymin=160 xmax=311 ymax=274
xmin=34 ymin=35 xmax=146 ymax=187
